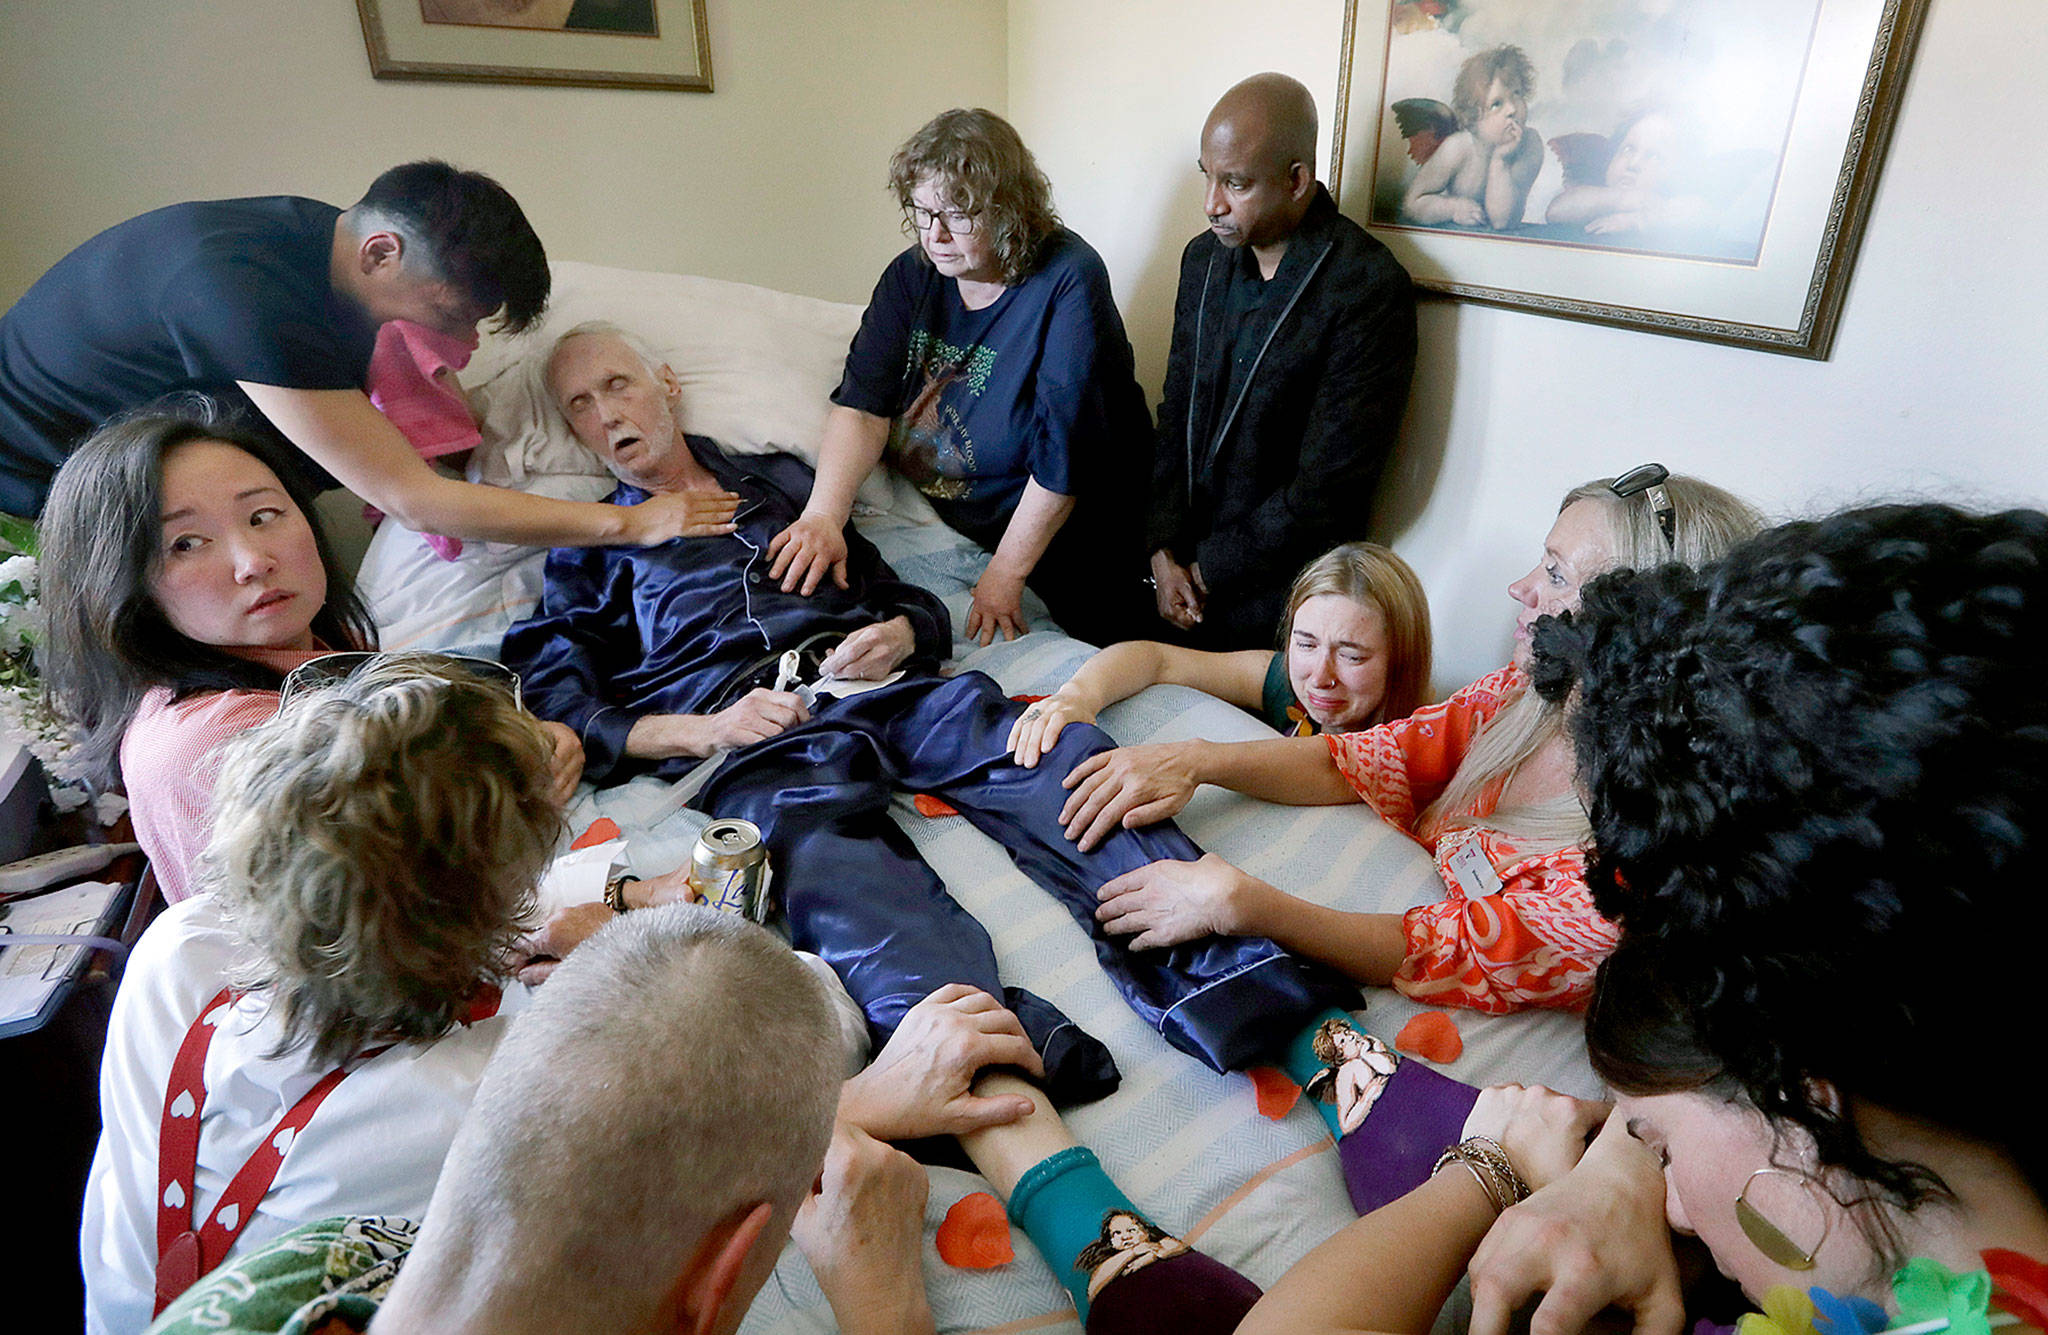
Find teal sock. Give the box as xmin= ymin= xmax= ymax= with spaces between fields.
xmin=1280 ymin=1007 xmax=1366 ymax=1140
xmin=1006 ymin=1146 xmax=1131 ymax=1323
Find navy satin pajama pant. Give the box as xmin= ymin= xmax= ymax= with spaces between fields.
xmin=689 ymin=670 xmax=1355 ymax=1100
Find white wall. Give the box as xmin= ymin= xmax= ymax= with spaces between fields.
xmin=0 ymin=0 xmax=1008 ymax=308
xmin=1011 ymin=1 xmax=2048 ymax=689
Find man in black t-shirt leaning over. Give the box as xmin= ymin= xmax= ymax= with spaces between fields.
xmin=1146 ymin=74 xmax=1417 ymax=650
xmin=0 ymin=160 xmax=552 ymax=519
xmin=1 ymin=162 xmax=706 ymax=551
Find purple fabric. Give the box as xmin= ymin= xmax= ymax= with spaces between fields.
xmin=1085 ymin=1249 xmax=1262 ymax=1335
xmin=1337 ymin=1059 xmax=1482 ymax=1216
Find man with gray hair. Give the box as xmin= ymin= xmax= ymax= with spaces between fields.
xmin=147 ymin=904 xmax=937 ymax=1335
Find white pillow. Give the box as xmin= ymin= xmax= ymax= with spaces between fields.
xmin=358 ymin=472 xmax=613 ymax=657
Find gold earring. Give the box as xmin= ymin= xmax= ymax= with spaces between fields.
xmin=1734 ymin=1167 xmax=1829 ymax=1271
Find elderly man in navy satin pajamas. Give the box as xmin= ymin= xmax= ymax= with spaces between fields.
xmin=502 ymin=324 xmax=1354 ymax=1102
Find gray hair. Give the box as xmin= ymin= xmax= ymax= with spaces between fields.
xmin=397 ymin=905 xmax=846 ymax=1329
xmin=542 ymin=319 xmax=670 ymax=404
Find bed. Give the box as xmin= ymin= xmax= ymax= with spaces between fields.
xmin=353 ymin=260 xmax=1599 ymax=1333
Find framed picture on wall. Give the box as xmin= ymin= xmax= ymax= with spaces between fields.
xmin=1330 ymin=0 xmax=1927 ymax=358
xmin=356 ymin=0 xmax=712 ymax=93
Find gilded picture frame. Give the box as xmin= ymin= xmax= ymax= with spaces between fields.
xmin=356 ymin=0 xmax=713 ymax=93
xmin=1331 ymin=0 xmax=1927 ymax=358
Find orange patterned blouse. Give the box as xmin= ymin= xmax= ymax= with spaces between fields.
xmin=1323 ymin=664 xmax=1616 ymax=1013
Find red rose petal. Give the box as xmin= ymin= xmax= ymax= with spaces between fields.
xmin=913 ymin=794 xmax=960 ymax=818
xmin=571 ymin=817 xmax=621 ymax=850
xmin=1010 ymin=694 xmax=1049 ymax=704
xmin=1396 ymin=1011 xmax=1464 ymax=1064
xmin=937 ymin=1191 xmax=1014 ymax=1269
xmin=1249 ymin=1065 xmax=1303 ymax=1118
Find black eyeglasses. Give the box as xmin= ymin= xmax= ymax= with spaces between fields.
xmin=905 ymin=204 xmax=980 ymax=235
xmin=278 ymin=651 xmax=523 ymax=711
xmin=1609 ymin=462 xmax=1676 ymax=550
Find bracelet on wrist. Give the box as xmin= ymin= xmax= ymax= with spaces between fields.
xmin=603 ymin=873 xmax=641 ymax=914
xmin=1432 ymin=1135 xmax=1532 ymax=1215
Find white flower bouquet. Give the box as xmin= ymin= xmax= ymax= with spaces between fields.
xmin=0 ymin=514 xmax=125 ymax=823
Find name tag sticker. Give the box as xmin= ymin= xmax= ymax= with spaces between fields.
xmin=1445 ymin=839 xmax=1504 ymax=898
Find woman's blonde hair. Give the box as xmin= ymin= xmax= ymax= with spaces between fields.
xmin=1281 ymin=542 xmax=1434 ymax=726
xmin=202 ymin=654 xmax=564 ymax=1066
xmin=1418 ymin=473 xmax=1764 ymax=849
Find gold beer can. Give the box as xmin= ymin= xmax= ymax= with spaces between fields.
xmin=688 ymin=818 xmax=772 ymax=922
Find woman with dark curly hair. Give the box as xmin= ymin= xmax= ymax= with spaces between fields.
xmin=768 ymin=107 xmax=1154 ymax=648
xmin=1462 ymin=504 xmax=2048 ymax=1335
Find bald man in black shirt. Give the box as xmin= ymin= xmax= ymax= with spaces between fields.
xmin=1146 ymin=74 xmax=1418 ymax=649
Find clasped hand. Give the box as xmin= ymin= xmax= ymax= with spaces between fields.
xmin=1150 ymin=549 xmax=1204 ymax=629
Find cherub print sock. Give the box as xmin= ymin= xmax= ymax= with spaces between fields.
xmin=1280 ymin=1008 xmax=1482 ymax=1215
xmin=1005 ymin=1146 xmax=1261 ymax=1332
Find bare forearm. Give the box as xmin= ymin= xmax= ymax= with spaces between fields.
xmin=1403 ymin=190 xmax=1465 ymax=224
xmin=1060 ymin=642 xmax=1172 ymax=714
xmin=1234 ymin=881 xmax=1407 ymax=987
xmin=989 ymin=479 xmax=1076 ymax=580
xmin=804 ymin=406 xmax=890 ymax=524
xmin=623 ymin=714 xmax=709 ymax=760
xmin=1485 ymin=156 xmax=1522 ymax=228
xmin=1547 ymin=184 xmax=1632 ymax=224
xmin=237 ymin=381 xmax=647 ymax=546
xmin=1241 ymin=1172 xmax=1497 ymax=1334
xmin=1188 ymin=736 xmax=1357 ymax=805
xmin=819 ymin=1274 xmax=936 ymax=1335
xmin=374 ymin=469 xmax=640 ymax=545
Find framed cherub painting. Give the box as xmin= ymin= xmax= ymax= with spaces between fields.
xmin=1330 ymin=0 xmax=1928 ymax=357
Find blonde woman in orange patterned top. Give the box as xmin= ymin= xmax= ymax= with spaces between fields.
xmin=1078 ymin=467 xmax=1761 ymax=1013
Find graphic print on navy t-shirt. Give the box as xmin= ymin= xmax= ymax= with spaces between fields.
xmin=886 ymin=330 xmax=997 ymax=503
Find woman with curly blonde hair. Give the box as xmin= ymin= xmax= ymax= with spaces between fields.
xmin=770 ymin=107 xmax=1155 ymax=648
xmin=78 ymin=655 xmax=680 ymax=1332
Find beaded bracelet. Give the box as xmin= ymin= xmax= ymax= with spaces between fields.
xmin=1432 ymin=1136 xmax=1532 ymax=1215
